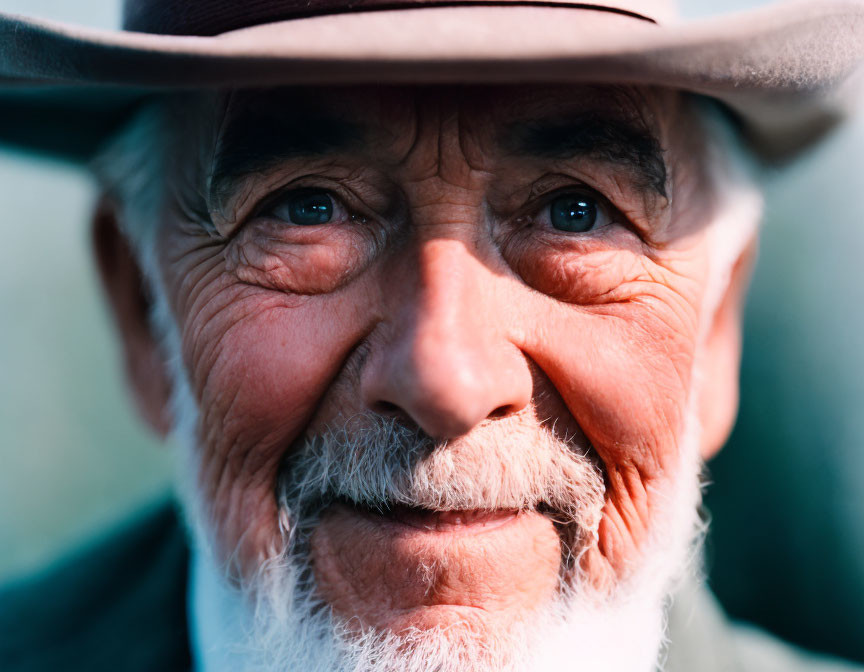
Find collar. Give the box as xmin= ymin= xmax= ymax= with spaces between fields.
xmin=188 ymin=547 xmax=252 ymax=672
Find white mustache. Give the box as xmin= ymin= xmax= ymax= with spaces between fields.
xmin=278 ymin=413 xmax=607 ymax=551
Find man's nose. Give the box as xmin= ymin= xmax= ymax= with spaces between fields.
xmin=361 ymin=238 xmax=533 ymax=439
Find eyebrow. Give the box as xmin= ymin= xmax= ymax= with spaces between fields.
xmin=502 ymin=114 xmax=668 ymax=197
xmin=208 ymin=97 xmax=668 ymax=208
xmin=209 ymin=100 xmax=364 ymax=207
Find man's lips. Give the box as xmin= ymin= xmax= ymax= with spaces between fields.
xmin=311 ymin=499 xmax=563 ymax=627
xmin=339 ymin=499 xmax=522 ymax=534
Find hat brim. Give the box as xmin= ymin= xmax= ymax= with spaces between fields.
xmin=0 ymin=0 xmax=862 ymax=161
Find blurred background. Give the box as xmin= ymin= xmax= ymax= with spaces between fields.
xmin=1 ymin=0 xmax=862 ymax=665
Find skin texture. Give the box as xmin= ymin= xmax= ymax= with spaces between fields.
xmin=93 ymin=85 xmax=754 ymax=635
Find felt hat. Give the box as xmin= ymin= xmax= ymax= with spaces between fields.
xmin=0 ymin=0 xmax=862 ymax=161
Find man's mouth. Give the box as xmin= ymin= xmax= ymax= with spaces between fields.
xmin=310 ymin=497 xmax=566 ymax=629
xmin=338 ymin=498 xmax=522 ymax=534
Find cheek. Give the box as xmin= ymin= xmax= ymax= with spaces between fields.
xmin=555 ymin=304 xmax=695 ymax=458
xmin=174 ymin=266 xmax=375 ymax=572
xmin=523 ymin=285 xmax=701 ymax=578
xmin=505 ymin=226 xmax=704 ymax=472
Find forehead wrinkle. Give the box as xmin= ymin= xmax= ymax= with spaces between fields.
xmin=388 ymin=91 xmax=494 ymax=194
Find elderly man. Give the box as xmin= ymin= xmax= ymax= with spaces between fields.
xmin=1 ymin=1 xmax=864 ymax=671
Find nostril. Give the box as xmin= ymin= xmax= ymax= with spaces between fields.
xmin=487 ymin=404 xmax=514 ymax=419
xmin=373 ymin=400 xmax=401 ymax=415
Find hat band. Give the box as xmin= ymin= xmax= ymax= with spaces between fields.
xmin=123 ymin=0 xmax=656 ymax=37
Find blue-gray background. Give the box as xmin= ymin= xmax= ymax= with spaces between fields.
xmin=1 ymin=0 xmax=862 ymax=663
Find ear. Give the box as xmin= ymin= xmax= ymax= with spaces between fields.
xmin=91 ymin=195 xmax=173 ymax=438
xmin=698 ymin=234 xmax=758 ymax=461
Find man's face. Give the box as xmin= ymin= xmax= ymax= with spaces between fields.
xmin=138 ymin=84 xmax=742 ymax=668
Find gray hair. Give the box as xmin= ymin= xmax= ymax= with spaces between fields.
xmin=90 ymin=101 xmax=169 ymax=285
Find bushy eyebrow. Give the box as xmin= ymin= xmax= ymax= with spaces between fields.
xmin=501 ymin=114 xmax=668 ymax=197
xmin=207 ymin=95 xmax=668 ymax=209
xmin=208 ymin=101 xmax=364 ymax=208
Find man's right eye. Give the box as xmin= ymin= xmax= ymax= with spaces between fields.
xmin=267 ymin=189 xmax=336 ymax=226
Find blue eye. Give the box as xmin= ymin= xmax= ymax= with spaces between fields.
xmin=549 ymin=194 xmax=599 ymax=233
xmin=271 ymin=190 xmax=334 ymax=226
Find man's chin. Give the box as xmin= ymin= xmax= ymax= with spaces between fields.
xmin=309 ymin=501 xmax=563 ymax=633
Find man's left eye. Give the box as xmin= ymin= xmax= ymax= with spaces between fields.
xmin=267 ymin=189 xmax=337 ymax=226
xmin=540 ymin=192 xmax=611 ymax=233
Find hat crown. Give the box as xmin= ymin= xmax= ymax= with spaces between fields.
xmin=122 ymin=0 xmax=676 ymax=36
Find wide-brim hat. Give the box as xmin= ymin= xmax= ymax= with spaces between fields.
xmin=1 ymin=0 xmax=862 ymax=162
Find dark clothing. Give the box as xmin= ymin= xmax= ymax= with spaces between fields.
xmin=0 ymin=501 xmax=191 ymax=672
xmin=665 ymin=575 xmax=862 ymax=672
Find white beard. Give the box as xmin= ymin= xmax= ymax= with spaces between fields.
xmin=166 ymin=351 xmax=704 ymax=672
